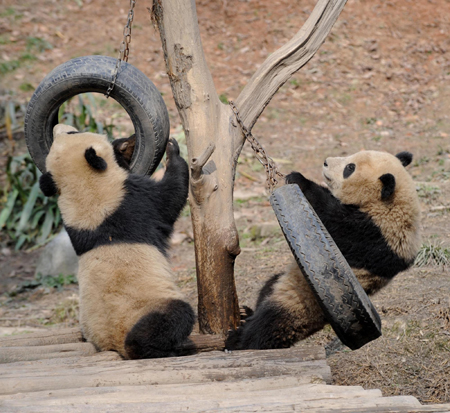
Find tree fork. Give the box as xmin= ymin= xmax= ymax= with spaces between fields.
xmin=151 ymin=0 xmax=348 ymax=335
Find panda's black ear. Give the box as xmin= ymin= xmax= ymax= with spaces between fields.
xmin=85 ymin=147 xmax=107 ymax=171
xmin=39 ymin=172 xmax=58 ymax=197
xmin=379 ymin=173 xmax=396 ymax=200
xmin=395 ymin=151 xmax=413 ymax=167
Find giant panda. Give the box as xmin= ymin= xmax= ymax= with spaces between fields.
xmin=227 ymin=150 xmax=422 ymax=350
xmin=39 ymin=124 xmax=195 ymax=359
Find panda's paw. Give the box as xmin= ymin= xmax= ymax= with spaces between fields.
xmin=166 ymin=138 xmax=180 ymax=161
xmin=225 ymin=327 xmax=244 ymax=350
xmin=285 ymin=171 xmax=310 ymax=190
xmin=240 ymin=305 xmax=254 ymax=323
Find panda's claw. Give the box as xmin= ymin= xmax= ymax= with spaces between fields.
xmin=166 ymin=138 xmax=180 ymax=160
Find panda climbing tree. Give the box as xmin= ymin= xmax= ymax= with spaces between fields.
xmin=151 ymin=0 xmax=349 ymax=336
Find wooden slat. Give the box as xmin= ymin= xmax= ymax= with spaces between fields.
xmin=0 ymin=327 xmax=83 ymax=347
xmin=0 ymin=328 xmax=225 ymax=362
xmin=0 ymin=347 xmax=330 ymax=396
xmin=0 ymin=342 xmax=98 ymax=363
xmin=3 ymin=381 xmax=449 ymax=412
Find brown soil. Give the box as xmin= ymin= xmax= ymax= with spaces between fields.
xmin=1 ymin=0 xmax=449 ymax=405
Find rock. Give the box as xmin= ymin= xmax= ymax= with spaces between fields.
xmin=1 ymin=248 xmax=11 ymax=257
xmin=35 ymin=229 xmax=78 ymax=278
xmin=249 ymin=222 xmax=281 ymax=239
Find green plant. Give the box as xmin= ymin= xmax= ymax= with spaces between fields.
xmin=0 ymin=60 xmax=20 ymax=75
xmin=219 ymin=93 xmax=229 ymax=104
xmin=414 ymin=243 xmax=450 ymax=267
xmin=0 ymin=154 xmax=61 ymax=250
xmin=416 ymin=184 xmax=441 ymax=204
xmin=58 ymin=94 xmax=115 ymax=139
xmin=9 ymin=273 xmax=78 ymax=296
xmin=26 ymin=37 xmax=53 ymax=53
xmin=19 ymin=82 xmax=34 ymax=92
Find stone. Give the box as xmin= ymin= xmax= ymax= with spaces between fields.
xmin=35 ymin=229 xmax=78 ymax=278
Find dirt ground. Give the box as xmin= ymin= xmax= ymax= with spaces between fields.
xmin=1 ymin=0 xmax=449 ymax=405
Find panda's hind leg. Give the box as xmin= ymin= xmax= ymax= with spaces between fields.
xmin=124 ymin=299 xmax=195 ymax=359
xmin=226 ymin=265 xmax=327 ymax=350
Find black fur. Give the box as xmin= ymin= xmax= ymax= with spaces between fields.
xmin=255 ymin=273 xmax=283 ymax=309
xmin=380 ymin=173 xmax=396 ymax=200
xmin=85 ymin=147 xmax=107 ymax=171
xmin=39 ymin=172 xmax=58 ymax=197
xmin=66 ymin=140 xmax=189 ymax=257
xmin=113 ymin=134 xmax=136 ymax=170
xmin=226 ymin=301 xmax=326 ymax=350
xmin=286 ymin=172 xmax=412 ymax=278
xmin=396 ymin=151 xmax=413 ymax=167
xmin=67 ymin=131 xmax=81 ymax=134
xmin=124 ymin=299 xmax=195 ymax=359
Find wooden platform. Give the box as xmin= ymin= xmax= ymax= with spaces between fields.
xmin=1 ymin=328 xmax=449 ymax=412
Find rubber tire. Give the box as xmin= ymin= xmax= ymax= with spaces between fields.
xmin=24 ymin=55 xmax=170 ymax=175
xmin=270 ymin=184 xmax=382 ymax=350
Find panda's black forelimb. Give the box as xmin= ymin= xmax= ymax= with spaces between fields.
xmin=124 ymin=299 xmax=195 ymax=359
xmin=154 ymin=138 xmax=190 ymax=226
xmin=39 ymin=172 xmax=58 ymax=197
xmin=285 ymin=172 xmax=343 ymax=216
xmin=285 ymin=172 xmax=411 ymax=279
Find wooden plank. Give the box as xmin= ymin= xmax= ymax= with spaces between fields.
xmin=0 ymin=327 xmax=225 ymax=362
xmin=0 ymin=342 xmax=98 ymax=363
xmin=0 ymin=327 xmax=82 ymax=347
xmin=3 ymin=382 xmax=448 ymax=412
xmin=0 ymin=382 xmax=384 ymax=410
xmin=0 ymin=344 xmax=326 ymax=371
xmin=0 ymin=347 xmax=331 ymax=395
xmin=0 ymin=380 xmax=346 ymax=405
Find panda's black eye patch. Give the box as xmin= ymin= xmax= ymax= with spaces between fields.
xmin=67 ymin=131 xmax=80 ymax=134
xmin=343 ymin=163 xmax=356 ymax=179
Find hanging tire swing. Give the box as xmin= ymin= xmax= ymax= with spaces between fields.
xmin=230 ymin=102 xmax=382 ymax=350
xmin=24 ymin=55 xmax=170 ymax=175
xmin=270 ymin=185 xmax=381 ymax=350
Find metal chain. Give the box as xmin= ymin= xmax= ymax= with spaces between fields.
xmin=106 ymin=0 xmax=137 ymax=98
xmin=229 ymin=101 xmax=285 ymax=192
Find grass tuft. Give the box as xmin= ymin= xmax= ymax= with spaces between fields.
xmin=414 ymin=243 xmax=450 ymax=267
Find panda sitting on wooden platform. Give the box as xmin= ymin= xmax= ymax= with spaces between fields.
xmin=39 ymin=124 xmax=195 ymax=359
xmin=227 ymin=150 xmax=421 ymax=350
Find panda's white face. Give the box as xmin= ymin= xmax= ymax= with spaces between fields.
xmin=322 ymin=150 xmax=414 ymax=207
xmin=46 ymin=124 xmax=128 ymax=231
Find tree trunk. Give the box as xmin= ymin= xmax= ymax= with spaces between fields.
xmin=152 ymin=0 xmax=242 ymax=334
xmin=151 ymin=0 xmax=348 ymax=335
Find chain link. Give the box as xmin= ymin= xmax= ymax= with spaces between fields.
xmin=230 ymin=101 xmax=285 ymax=192
xmin=106 ymin=0 xmax=137 ymax=98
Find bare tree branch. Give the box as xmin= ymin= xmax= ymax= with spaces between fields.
xmin=191 ymin=143 xmax=216 ymax=181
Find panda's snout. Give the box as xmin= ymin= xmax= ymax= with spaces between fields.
xmin=323 ymin=159 xmax=328 ymax=167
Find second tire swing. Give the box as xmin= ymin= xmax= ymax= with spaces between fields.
xmin=24 ymin=55 xmax=170 ymax=176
